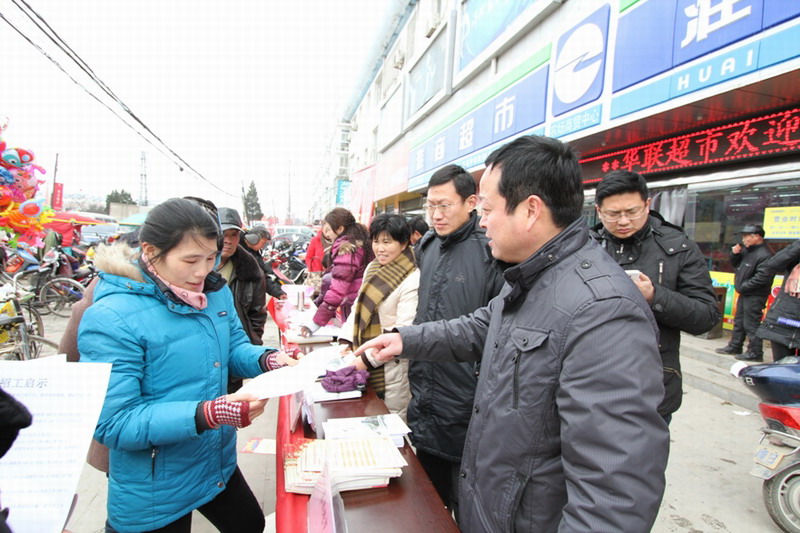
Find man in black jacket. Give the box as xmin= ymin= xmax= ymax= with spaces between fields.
xmin=216 ymin=208 xmax=268 ymax=393
xmin=243 ymin=226 xmax=287 ymax=300
xmin=716 ymin=224 xmax=773 ymax=361
xmin=591 ymin=170 xmax=720 ymax=423
xmin=409 ymin=164 xmax=504 ymax=518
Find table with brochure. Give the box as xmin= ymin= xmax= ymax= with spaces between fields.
xmin=275 ymin=387 xmax=459 ymax=533
xmin=270 ymin=289 xmax=457 ymax=532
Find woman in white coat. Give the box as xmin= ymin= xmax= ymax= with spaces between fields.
xmin=340 ymin=214 xmax=419 ymax=420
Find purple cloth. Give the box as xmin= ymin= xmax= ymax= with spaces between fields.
xmin=320 ymin=366 xmax=369 ymax=393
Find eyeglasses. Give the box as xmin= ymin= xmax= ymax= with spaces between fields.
xmin=423 ymin=203 xmax=456 ymax=215
xmin=598 ymin=205 xmax=648 ymax=222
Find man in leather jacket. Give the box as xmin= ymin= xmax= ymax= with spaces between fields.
xmin=716 ymin=224 xmax=773 ymax=361
xmin=216 ymin=208 xmax=268 ymax=393
xmin=591 ymin=170 xmax=720 ymax=422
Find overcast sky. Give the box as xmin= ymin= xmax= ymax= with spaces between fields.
xmin=0 ymin=0 xmax=392 ymax=219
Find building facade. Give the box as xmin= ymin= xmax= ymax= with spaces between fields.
xmin=342 ymin=0 xmax=800 ymax=326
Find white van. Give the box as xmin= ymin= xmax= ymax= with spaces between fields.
xmin=78 ymin=212 xmax=120 ymax=244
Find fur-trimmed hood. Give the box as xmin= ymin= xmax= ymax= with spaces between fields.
xmin=92 ymin=243 xmax=226 ymax=309
xmin=93 ymin=243 xmax=145 ymax=281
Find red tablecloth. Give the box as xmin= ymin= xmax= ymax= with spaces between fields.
xmin=275 ymin=395 xmax=308 ymax=533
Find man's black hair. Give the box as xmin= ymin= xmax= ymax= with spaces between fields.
xmin=407 ymin=215 xmax=429 ymax=236
xmin=484 ymin=135 xmax=583 ymax=228
xmin=427 ymin=164 xmax=476 ymax=200
xmin=595 ymin=170 xmax=649 ymax=206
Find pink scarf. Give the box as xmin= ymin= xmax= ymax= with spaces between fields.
xmin=142 ymin=254 xmax=208 ymax=310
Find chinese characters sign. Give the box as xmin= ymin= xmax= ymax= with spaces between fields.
xmin=764 ymin=206 xmax=800 ymax=239
xmin=580 ymin=108 xmax=800 ymax=184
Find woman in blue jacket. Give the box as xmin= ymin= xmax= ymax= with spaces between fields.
xmin=79 ymin=198 xmax=294 ymax=533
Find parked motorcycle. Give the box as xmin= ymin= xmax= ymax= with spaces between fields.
xmin=734 ymin=343 xmax=800 ymax=533
xmin=267 ymin=240 xmax=307 ymax=285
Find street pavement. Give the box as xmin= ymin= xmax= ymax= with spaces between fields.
xmin=32 ymin=311 xmax=783 ymax=532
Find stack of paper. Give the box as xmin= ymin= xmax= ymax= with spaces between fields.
xmin=322 ymin=414 xmax=411 ymax=447
xmin=284 ymin=437 xmax=407 ymax=494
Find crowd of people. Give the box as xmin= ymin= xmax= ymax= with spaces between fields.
xmin=1 ymin=133 xmax=799 ymax=533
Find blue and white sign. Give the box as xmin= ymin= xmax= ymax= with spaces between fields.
xmin=613 ymin=0 xmax=677 ymax=92
xmin=673 ymin=0 xmax=762 ymax=66
xmin=408 ymin=32 xmax=447 ymax=118
xmin=335 ymin=178 xmax=350 ymax=206
xmin=552 ymin=4 xmax=610 ymax=117
xmin=408 ymin=65 xmax=548 ymax=181
xmin=612 ymin=19 xmax=800 ymax=118
xmin=614 ymin=0 xmax=787 ymax=92
xmin=459 ymin=0 xmax=535 ymax=71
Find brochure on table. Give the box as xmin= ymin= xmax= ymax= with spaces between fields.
xmin=284 ymin=437 xmax=407 ymax=495
xmin=0 ymin=359 xmax=111 ymax=533
xmin=322 ymin=414 xmax=411 ymax=447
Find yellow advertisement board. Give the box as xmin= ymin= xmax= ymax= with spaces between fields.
xmin=764 ymin=206 xmax=800 ymax=239
xmin=710 ymin=271 xmax=785 ymax=330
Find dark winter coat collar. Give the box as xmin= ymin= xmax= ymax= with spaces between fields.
xmin=591 ymin=211 xmax=687 ymax=257
xmin=503 ymin=218 xmax=589 ymax=307
xmin=417 ymin=211 xmax=481 ymax=251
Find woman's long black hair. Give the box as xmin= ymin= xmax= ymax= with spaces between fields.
xmin=139 ymin=198 xmax=220 ymax=261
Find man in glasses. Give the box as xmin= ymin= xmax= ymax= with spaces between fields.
xmin=409 ymin=164 xmax=504 ymax=520
xmin=591 ymin=170 xmax=720 ymax=423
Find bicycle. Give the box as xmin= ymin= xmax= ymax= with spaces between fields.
xmin=0 ymin=278 xmax=59 ymax=360
xmin=37 ymin=276 xmax=85 ymax=318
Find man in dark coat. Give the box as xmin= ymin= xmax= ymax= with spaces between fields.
xmin=716 ymin=224 xmax=773 ymax=361
xmin=216 ymin=208 xmax=268 ymax=393
xmin=409 ymin=164 xmax=504 ymax=518
xmin=357 ymin=135 xmax=669 ymax=532
xmin=751 ymin=239 xmax=800 ymax=359
xmin=243 ymin=226 xmax=287 ymax=300
xmin=590 ymin=170 xmax=720 ymax=422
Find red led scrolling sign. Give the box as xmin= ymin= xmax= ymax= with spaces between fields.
xmin=580 ymin=108 xmax=800 ymax=184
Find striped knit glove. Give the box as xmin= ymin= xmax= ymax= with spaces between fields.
xmin=203 ymin=397 xmax=251 ymax=429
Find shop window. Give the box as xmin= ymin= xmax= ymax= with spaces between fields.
xmin=686 ymin=181 xmax=800 ymax=273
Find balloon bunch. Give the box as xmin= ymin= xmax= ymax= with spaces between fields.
xmin=0 ymin=120 xmax=52 ymax=247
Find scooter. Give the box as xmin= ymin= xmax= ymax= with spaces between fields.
xmin=733 ymin=339 xmax=800 ymax=533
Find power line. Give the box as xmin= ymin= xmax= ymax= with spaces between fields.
xmin=0 ymin=4 xmax=238 ymax=198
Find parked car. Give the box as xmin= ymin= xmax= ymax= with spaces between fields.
xmin=271 ymin=232 xmax=311 ymax=250
xmin=273 ymin=225 xmax=315 ymax=239
xmin=76 ymin=212 xmax=120 ymax=244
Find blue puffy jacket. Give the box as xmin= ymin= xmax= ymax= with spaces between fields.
xmin=78 ymin=245 xmax=268 ymax=532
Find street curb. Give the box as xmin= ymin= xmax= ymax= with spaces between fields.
xmin=680 ymin=333 xmax=763 ymax=412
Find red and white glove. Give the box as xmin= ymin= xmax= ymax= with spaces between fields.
xmin=203 ymin=396 xmax=251 ymax=429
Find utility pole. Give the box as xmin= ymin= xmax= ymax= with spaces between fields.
xmin=138 ymin=152 xmax=148 ymax=206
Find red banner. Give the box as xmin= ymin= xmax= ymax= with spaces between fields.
xmin=51 ymin=182 xmax=64 ymax=211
